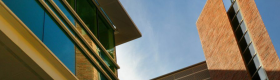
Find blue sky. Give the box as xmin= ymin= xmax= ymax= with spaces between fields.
xmin=116 ymin=0 xmax=280 ymax=80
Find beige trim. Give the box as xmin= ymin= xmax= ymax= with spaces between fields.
xmin=61 ymin=0 xmax=120 ymax=69
xmin=47 ymin=0 xmax=118 ymax=79
xmin=38 ymin=0 xmax=113 ymax=80
xmin=202 ymin=78 xmax=211 ymax=80
xmin=152 ymin=61 xmax=207 ymax=80
xmin=0 ymin=1 xmax=77 ymax=79
xmin=175 ymin=69 xmax=208 ymax=80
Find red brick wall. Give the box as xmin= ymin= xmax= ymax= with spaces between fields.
xmin=237 ymin=0 xmax=280 ymax=79
xmin=196 ymin=0 xmax=250 ymax=79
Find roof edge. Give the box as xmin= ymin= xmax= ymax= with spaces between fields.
xmin=151 ymin=61 xmax=207 ymax=80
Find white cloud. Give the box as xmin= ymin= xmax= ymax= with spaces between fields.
xmin=117 ymin=0 xmax=161 ymax=80
xmin=117 ymin=0 xmax=207 ymax=80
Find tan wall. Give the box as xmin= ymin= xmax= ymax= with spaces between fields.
xmin=196 ymin=0 xmax=250 ymax=79
xmin=237 ymin=0 xmax=280 ymax=79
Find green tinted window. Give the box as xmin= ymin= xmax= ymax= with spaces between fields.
xmin=98 ymin=12 xmax=115 ymax=57
xmin=65 ymin=0 xmax=117 ymax=75
xmin=66 ymin=0 xmax=75 ymax=9
xmin=76 ymin=0 xmax=98 ymax=36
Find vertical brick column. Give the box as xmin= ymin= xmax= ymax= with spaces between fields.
xmin=196 ymin=0 xmax=250 ymax=79
xmin=75 ymin=47 xmax=99 ymax=80
xmin=237 ymin=0 xmax=280 ymax=79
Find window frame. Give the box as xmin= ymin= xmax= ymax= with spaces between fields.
xmin=38 ymin=0 xmax=114 ymax=80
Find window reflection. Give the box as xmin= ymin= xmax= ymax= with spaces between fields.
xmin=98 ymin=12 xmax=115 ymax=57
xmin=233 ymin=2 xmax=239 ymax=13
xmin=76 ymin=0 xmax=98 ymax=37
xmin=3 ymin=0 xmax=75 ymax=73
xmin=64 ymin=0 xmax=117 ymax=72
xmin=244 ymin=32 xmax=251 ymax=45
xmin=240 ymin=22 xmax=247 ymax=33
xmin=236 ymin=12 xmax=242 ymax=22
xmin=248 ymin=44 xmax=256 ymax=56
xmin=3 ymin=0 xmax=44 ymax=40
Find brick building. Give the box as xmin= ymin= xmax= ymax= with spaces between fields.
xmin=153 ymin=0 xmax=280 ymax=80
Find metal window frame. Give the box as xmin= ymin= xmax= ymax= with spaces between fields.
xmin=46 ymin=0 xmax=118 ymax=78
xmin=61 ymin=0 xmax=119 ymax=69
xmin=38 ymin=0 xmax=114 ymax=80
xmin=230 ymin=0 xmax=269 ymax=79
xmin=242 ymin=41 xmax=253 ymax=54
xmin=238 ymin=30 xmax=249 ymax=43
xmin=234 ymin=20 xmax=244 ymax=32
xmin=247 ymin=53 xmax=257 ymax=66
xmin=0 ymin=1 xmax=77 ymax=79
xmin=91 ymin=0 xmax=116 ymax=30
xmin=231 ymin=9 xmax=241 ymax=22
xmin=252 ymin=66 xmax=262 ymax=78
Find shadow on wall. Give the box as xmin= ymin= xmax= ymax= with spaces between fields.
xmin=208 ymin=70 xmax=280 ymax=80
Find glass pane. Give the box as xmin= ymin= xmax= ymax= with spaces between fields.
xmin=247 ymin=56 xmax=261 ymax=76
xmin=235 ymin=25 xmax=243 ymax=41
xmin=53 ymin=0 xmax=100 ymax=53
xmin=43 ymin=9 xmax=75 ymax=73
xmin=53 ymin=0 xmax=75 ymax=24
xmin=3 ymin=0 xmax=76 ymax=73
xmin=76 ymin=0 xmax=98 ymax=36
xmin=252 ymin=74 xmax=261 ymax=80
xmin=233 ymin=2 xmax=239 ymax=13
xmin=100 ymin=50 xmax=116 ymax=73
xmin=66 ymin=0 xmax=75 ymax=9
xmin=236 ymin=12 xmax=242 ymax=23
xmin=56 ymin=0 xmax=117 ymax=73
xmin=99 ymin=73 xmax=108 ymax=80
xmin=243 ymin=49 xmax=254 ymax=64
xmin=227 ymin=7 xmax=235 ymax=20
xmin=258 ymin=68 xmax=268 ymax=80
xmin=98 ymin=12 xmax=115 ymax=57
xmin=240 ymin=22 xmax=247 ymax=34
xmin=239 ymin=36 xmax=249 ymax=52
xmin=45 ymin=0 xmax=75 ymax=34
xmin=231 ymin=16 xmax=239 ymax=30
xmin=253 ymin=56 xmax=261 ymax=68
xmin=249 ymin=44 xmax=256 ymax=56
xmin=247 ymin=60 xmax=258 ymax=76
xmin=99 ymin=61 xmax=115 ymax=80
xmin=3 ymin=0 xmax=44 ymax=40
xmin=244 ymin=32 xmax=251 ymax=45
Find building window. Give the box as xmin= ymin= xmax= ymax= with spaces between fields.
xmin=227 ymin=1 xmax=268 ymax=79
xmin=3 ymin=0 xmax=114 ymax=79
xmin=97 ymin=11 xmax=116 ymax=57
xmin=65 ymin=0 xmax=117 ymax=72
xmin=3 ymin=0 xmax=76 ymax=74
xmin=68 ymin=0 xmax=116 ymax=58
